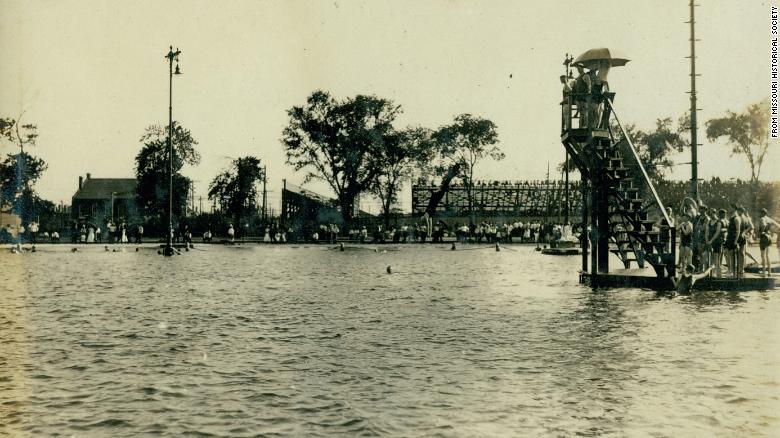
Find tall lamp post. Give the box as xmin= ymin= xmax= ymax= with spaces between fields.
xmin=164 ymin=46 xmax=181 ymax=257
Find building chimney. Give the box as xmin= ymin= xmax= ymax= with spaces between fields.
xmin=79 ymin=176 xmax=83 ymax=190
xmin=86 ymin=173 xmax=91 ymax=180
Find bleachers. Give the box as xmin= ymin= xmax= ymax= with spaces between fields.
xmin=411 ymin=180 xmax=582 ymax=217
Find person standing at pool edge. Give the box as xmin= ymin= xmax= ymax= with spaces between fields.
xmin=678 ymin=214 xmax=693 ymax=270
xmin=707 ymin=209 xmax=727 ymax=278
xmin=758 ymin=208 xmax=779 ymax=276
xmin=724 ymin=205 xmax=742 ymax=278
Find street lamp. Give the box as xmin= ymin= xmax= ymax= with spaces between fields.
xmin=163 ymin=46 xmax=181 ymax=257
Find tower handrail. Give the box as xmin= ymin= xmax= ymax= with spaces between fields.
xmin=604 ymin=99 xmax=672 ymax=227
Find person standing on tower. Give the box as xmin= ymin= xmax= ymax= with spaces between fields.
xmin=572 ymin=65 xmax=592 ymax=129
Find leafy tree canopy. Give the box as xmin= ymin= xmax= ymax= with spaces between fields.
xmin=705 ymin=99 xmax=771 ymax=184
xmin=282 ymin=90 xmax=401 ymax=223
xmin=208 ymin=156 xmax=265 ymax=230
xmin=134 ymin=121 xmax=200 ymax=221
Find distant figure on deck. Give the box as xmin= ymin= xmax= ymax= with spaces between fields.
xmin=560 ymin=74 xmax=575 ymax=131
xmin=572 ymin=65 xmax=592 ymax=128
xmin=737 ymin=206 xmax=751 ymax=277
xmin=724 ymin=205 xmax=742 ymax=278
xmin=758 ymin=208 xmax=779 ymax=277
xmin=678 ymin=214 xmax=693 ymax=270
xmin=692 ymin=205 xmax=709 ymax=271
xmin=707 ymin=209 xmax=727 ymax=277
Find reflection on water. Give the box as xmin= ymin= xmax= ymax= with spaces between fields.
xmin=1 ymin=245 xmax=778 ymax=436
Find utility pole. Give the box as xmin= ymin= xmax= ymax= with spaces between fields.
xmin=687 ymin=0 xmax=700 ymax=201
xmin=199 ymin=195 xmax=203 ymax=214
xmin=262 ymin=164 xmax=267 ymax=225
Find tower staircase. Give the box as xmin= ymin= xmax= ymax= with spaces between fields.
xmin=561 ymin=90 xmax=676 ymax=282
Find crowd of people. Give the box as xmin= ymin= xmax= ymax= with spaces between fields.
xmin=5 ymin=206 xmax=780 ymax=279
xmin=674 ymin=203 xmax=779 ymax=278
xmin=299 ymin=219 xmax=581 ymax=246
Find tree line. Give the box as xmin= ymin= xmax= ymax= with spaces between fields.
xmin=281 ymin=90 xmax=503 ymax=226
xmin=0 ymin=96 xmax=774 ymax=233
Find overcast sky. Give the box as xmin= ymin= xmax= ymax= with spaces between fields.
xmin=1 ymin=0 xmax=777 ymax=212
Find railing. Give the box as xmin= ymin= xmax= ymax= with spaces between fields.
xmin=560 ymin=93 xmax=581 ymax=133
xmin=561 ymin=91 xmax=611 ymax=133
xmin=605 ymin=99 xmax=672 ymax=227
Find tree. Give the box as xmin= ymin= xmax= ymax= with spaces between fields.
xmin=370 ymin=127 xmax=433 ymax=227
xmin=208 ymin=156 xmax=265 ymax=233
xmin=1 ymin=115 xmax=38 ymax=154
xmin=705 ymin=99 xmax=771 ymax=184
xmin=134 ymin=122 xmax=200 ymax=225
xmin=0 ymin=115 xmax=49 ymax=222
xmin=611 ymin=117 xmax=687 ymax=184
xmin=429 ymin=114 xmax=502 ymax=219
xmin=282 ymin=90 xmax=401 ymax=224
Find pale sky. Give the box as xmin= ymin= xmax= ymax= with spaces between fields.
xmin=1 ymin=0 xmax=777 ymax=213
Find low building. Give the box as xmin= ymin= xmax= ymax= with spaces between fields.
xmin=71 ymin=173 xmax=139 ymax=225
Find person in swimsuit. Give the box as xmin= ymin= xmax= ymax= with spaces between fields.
xmin=757 ymin=208 xmax=779 ymax=276
xmin=692 ymin=205 xmax=710 ymax=272
xmin=724 ymin=206 xmax=743 ymax=278
xmin=736 ymin=206 xmax=751 ymax=277
xmin=707 ymin=209 xmax=728 ymax=278
xmin=678 ymin=214 xmax=693 ymax=270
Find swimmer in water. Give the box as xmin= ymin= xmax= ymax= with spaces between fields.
xmin=674 ymin=264 xmax=712 ymax=294
xmin=386 ymin=266 xmax=392 ymax=274
xmin=451 ymin=242 xmax=456 ymax=250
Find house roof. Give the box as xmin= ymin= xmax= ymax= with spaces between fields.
xmin=73 ymin=178 xmax=137 ymax=200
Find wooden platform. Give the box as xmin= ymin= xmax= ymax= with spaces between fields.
xmin=580 ymin=268 xmax=776 ymax=292
xmin=541 ymin=247 xmax=581 ymax=256
xmin=744 ymin=265 xmax=780 ymax=274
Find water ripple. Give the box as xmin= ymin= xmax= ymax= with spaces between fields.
xmin=0 ymin=245 xmax=778 ymax=436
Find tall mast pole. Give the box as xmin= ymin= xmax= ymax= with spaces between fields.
xmin=688 ymin=1 xmax=699 ymax=201
xmin=166 ymin=48 xmax=174 ymax=255
xmin=164 ymin=46 xmax=181 ymax=257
